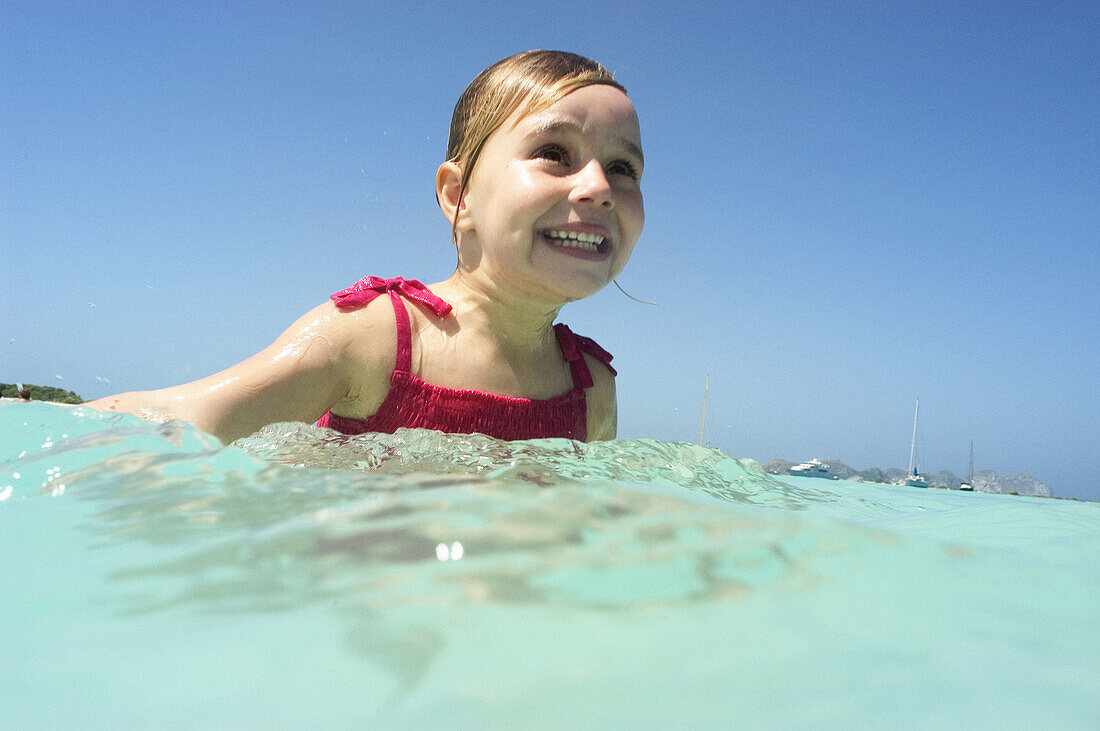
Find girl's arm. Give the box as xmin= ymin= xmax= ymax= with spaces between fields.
xmin=584 ymin=354 xmax=618 ymax=441
xmin=85 ymin=301 xmax=388 ymax=444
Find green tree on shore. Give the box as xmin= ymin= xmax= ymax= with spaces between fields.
xmin=0 ymin=383 xmax=84 ymax=403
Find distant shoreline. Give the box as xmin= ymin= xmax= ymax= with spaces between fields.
xmin=763 ymin=457 xmax=1059 ymax=498
xmin=0 ymin=397 xmax=79 ymax=406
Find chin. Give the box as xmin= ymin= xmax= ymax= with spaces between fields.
xmin=551 ymin=275 xmax=612 ymax=303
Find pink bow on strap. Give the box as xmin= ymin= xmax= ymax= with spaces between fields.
xmin=330 ymin=276 xmax=453 ymax=317
xmin=559 ymin=326 xmax=616 ymax=374
xmin=573 ymin=333 xmax=615 ymax=371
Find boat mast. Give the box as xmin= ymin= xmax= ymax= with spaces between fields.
xmin=908 ymin=398 xmax=920 ymax=477
xmin=968 ymin=440 xmax=974 ymax=484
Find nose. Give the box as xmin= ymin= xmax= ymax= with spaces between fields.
xmin=569 ymin=159 xmax=614 ymax=209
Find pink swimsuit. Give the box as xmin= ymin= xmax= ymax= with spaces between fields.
xmin=315 ymin=277 xmax=615 ymax=441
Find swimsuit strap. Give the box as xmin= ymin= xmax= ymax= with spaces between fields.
xmin=330 ymin=276 xmax=454 ymax=374
xmin=389 ymin=289 xmax=413 ymax=373
xmin=554 ymin=323 xmax=616 ymax=389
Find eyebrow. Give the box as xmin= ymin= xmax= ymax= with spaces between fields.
xmin=526 ymin=119 xmax=645 ymax=167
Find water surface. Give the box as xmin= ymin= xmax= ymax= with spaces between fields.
xmin=3 ymin=402 xmax=1098 ymax=727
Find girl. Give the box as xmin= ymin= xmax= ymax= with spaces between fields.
xmin=87 ymin=50 xmax=644 ymax=444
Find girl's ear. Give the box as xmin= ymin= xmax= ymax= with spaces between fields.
xmin=436 ymin=162 xmax=472 ymax=232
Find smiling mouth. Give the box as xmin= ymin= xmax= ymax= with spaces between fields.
xmin=541 ymin=229 xmax=610 ymax=255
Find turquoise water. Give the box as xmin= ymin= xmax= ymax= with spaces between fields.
xmin=2 ymin=402 xmax=1098 ymax=727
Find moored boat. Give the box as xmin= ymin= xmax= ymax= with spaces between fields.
xmin=959 ymin=440 xmax=975 ymax=491
xmin=905 ymin=399 xmax=928 ymax=488
xmin=789 ymin=459 xmax=839 ymax=480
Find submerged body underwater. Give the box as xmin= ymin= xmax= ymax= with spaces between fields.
xmin=3 ymin=401 xmax=1098 ymax=727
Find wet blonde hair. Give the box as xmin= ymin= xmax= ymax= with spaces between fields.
xmin=445 ymin=50 xmax=626 ymax=240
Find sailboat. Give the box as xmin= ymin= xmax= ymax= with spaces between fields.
xmin=905 ymin=399 xmax=928 ymax=488
xmin=959 ymin=441 xmax=974 ymax=491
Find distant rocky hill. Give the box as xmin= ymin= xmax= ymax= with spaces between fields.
xmin=762 ymin=458 xmax=1053 ymax=497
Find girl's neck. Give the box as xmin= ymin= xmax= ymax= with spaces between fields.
xmin=435 ymin=271 xmax=562 ymax=352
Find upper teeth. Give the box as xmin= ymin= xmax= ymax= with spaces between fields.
xmin=544 ymin=230 xmax=605 ymax=249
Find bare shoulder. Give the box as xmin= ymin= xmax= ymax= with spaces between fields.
xmin=314 ymin=295 xmax=398 ymax=367
xmin=315 ymin=294 xmax=402 ymax=417
xmin=583 ymin=353 xmax=618 ymax=441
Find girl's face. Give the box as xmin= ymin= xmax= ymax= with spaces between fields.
xmin=457 ymin=84 xmax=644 ymax=303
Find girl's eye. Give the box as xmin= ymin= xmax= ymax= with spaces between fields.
xmin=534 ymin=144 xmax=569 ymax=164
xmin=607 ymin=160 xmax=640 ymax=181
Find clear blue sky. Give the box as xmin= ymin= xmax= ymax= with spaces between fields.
xmin=3 ymin=1 xmax=1098 ymax=499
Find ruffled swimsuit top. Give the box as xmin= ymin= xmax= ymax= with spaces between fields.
xmin=315 ymin=277 xmax=615 ymax=441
